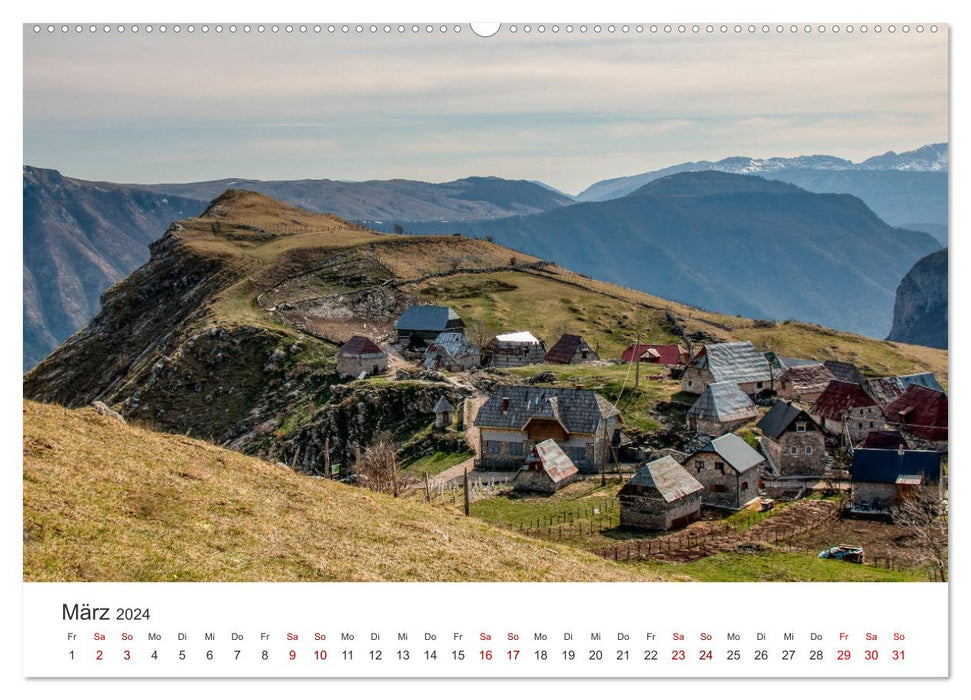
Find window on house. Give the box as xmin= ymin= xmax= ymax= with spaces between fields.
xmin=805 ymin=446 xmax=813 ymax=455
xmin=509 ymin=442 xmax=523 ymax=456
xmin=711 ymin=484 xmax=727 ymax=493
xmin=790 ymin=446 xmax=798 ymax=455
xmin=757 ymin=382 xmax=764 ymax=389
xmin=485 ymin=441 xmax=500 ymax=454
xmin=869 ymin=422 xmax=874 ymax=428
xmin=741 ymin=481 xmax=749 ymax=490
xmin=796 ymin=423 xmax=806 ymax=433
xmin=694 ymin=460 xmax=704 ymax=473
xmin=715 ymin=462 xmax=725 ymax=474
xmin=687 ymin=380 xmax=693 ymax=387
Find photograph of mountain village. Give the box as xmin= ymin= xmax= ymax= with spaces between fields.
xmin=23 ymin=26 xmax=948 ymax=583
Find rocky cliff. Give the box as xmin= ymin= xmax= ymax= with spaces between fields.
xmin=888 ymin=248 xmax=948 ymax=349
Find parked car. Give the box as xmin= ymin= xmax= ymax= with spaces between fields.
xmin=817 ymin=544 xmax=865 ymax=564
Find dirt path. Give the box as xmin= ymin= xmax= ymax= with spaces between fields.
xmin=428 ymin=396 xmax=487 ymax=487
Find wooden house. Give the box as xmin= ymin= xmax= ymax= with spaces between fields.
xmin=474 ymin=386 xmax=621 ymax=472
xmin=685 ymin=381 xmax=758 ymax=436
xmin=850 ymin=447 xmax=942 ymax=516
xmin=395 ymin=305 xmax=464 ymax=346
xmin=423 ymin=332 xmax=481 ymax=372
xmin=884 ymin=384 xmax=948 ymax=442
xmin=619 ymin=456 xmax=703 ymax=531
xmin=483 ymin=331 xmax=547 ymax=368
xmin=686 ymin=433 xmax=764 ymax=510
xmin=681 ymin=341 xmax=772 ymax=397
xmin=621 ymin=343 xmax=689 ymax=367
xmin=336 ymin=336 xmax=387 ymax=378
xmin=544 ymin=334 xmax=599 ymax=364
xmin=756 ymin=400 xmax=826 ymax=477
xmin=811 ymin=380 xmax=883 ymax=444
xmin=777 ymin=363 xmax=835 ymax=404
xmin=512 ymin=439 xmax=580 ymax=494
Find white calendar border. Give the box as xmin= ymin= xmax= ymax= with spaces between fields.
xmin=5 ymin=0 xmax=965 ymax=695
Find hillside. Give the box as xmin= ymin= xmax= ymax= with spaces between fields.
xmin=24 ymin=189 xmax=947 ymax=476
xmin=22 ymin=169 xmax=572 ymax=370
xmin=23 ymin=400 xmax=648 ymax=582
xmin=23 ymin=166 xmax=205 ymax=370
xmin=888 ymin=248 xmax=948 ymax=349
xmin=401 ymin=171 xmax=941 ymax=338
xmin=576 ymin=143 xmax=948 ymax=230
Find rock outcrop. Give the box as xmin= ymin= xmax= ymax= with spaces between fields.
xmin=888 ymin=248 xmax=948 ymax=349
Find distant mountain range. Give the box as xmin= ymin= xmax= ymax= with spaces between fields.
xmin=887 ymin=248 xmax=948 ymax=349
xmin=577 ymin=143 xmax=948 ymax=239
xmin=22 ymin=144 xmax=947 ymax=369
xmin=401 ymin=171 xmax=940 ymax=339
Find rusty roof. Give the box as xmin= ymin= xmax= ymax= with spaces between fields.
xmin=338 ymin=335 xmax=385 ymax=356
xmin=623 ymin=456 xmax=703 ymax=503
xmin=811 ymin=380 xmax=878 ymax=419
xmin=884 ymin=384 xmax=948 ymax=441
xmin=621 ymin=343 xmax=687 ymax=365
xmin=544 ymin=334 xmax=595 ymax=364
xmin=522 ymin=439 xmax=580 ymax=484
xmin=780 ymin=363 xmax=835 ymax=395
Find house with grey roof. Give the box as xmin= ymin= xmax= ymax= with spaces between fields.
xmin=433 ymin=396 xmax=456 ymax=429
xmin=512 ymin=439 xmax=580 ymax=494
xmin=395 ymin=305 xmax=464 ymax=346
xmin=474 ymin=386 xmax=621 ymax=472
xmin=619 ymin=456 xmax=703 ymax=531
xmin=681 ymin=341 xmax=772 ymax=397
xmin=686 ymin=433 xmax=765 ymax=510
xmin=686 ymin=381 xmax=758 ymax=436
xmin=423 ymin=332 xmax=480 ymax=372
xmin=756 ymin=400 xmax=826 ymax=477
xmin=778 ymin=363 xmax=836 ymax=404
xmin=864 ymin=372 xmax=944 ymax=410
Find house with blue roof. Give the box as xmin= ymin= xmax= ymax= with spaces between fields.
xmin=394 ymin=305 xmax=464 ymax=346
xmin=850 ymin=447 xmax=942 ymax=516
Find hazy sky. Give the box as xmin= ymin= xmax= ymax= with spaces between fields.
xmin=23 ymin=25 xmax=948 ymax=194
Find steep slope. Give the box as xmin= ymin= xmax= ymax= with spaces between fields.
xmin=23 ymin=400 xmax=648 ymax=582
xmin=23 ymin=166 xmax=205 ymax=369
xmin=23 ymin=169 xmax=573 ymax=369
xmin=24 ymin=189 xmax=946 ymax=473
xmin=888 ymin=248 xmax=948 ymax=349
xmin=577 ymin=144 xmax=948 ymax=228
xmin=402 ymin=171 xmax=941 ymax=338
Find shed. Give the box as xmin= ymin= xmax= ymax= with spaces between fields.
xmin=423 ymin=332 xmax=481 ymax=372
xmin=884 ymin=384 xmax=948 ymax=441
xmin=681 ymin=341 xmax=772 ymax=396
xmin=336 ymin=336 xmax=388 ymax=378
xmin=686 ymin=381 xmax=757 ymax=436
xmin=687 ymin=433 xmax=765 ymax=509
xmin=433 ymin=396 xmax=456 ymax=429
xmin=544 ymin=334 xmax=599 ymax=364
xmin=483 ymin=331 xmax=547 ymax=368
xmin=395 ymin=305 xmax=464 ymax=345
xmin=619 ymin=456 xmax=703 ymax=531
xmin=512 ymin=439 xmax=580 ymax=494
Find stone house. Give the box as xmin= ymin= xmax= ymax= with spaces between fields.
xmin=681 ymin=341 xmax=772 ymax=397
xmin=884 ymin=384 xmax=948 ymax=442
xmin=512 ymin=439 xmax=580 ymax=494
xmin=857 ymin=430 xmax=909 ymax=451
xmin=850 ymin=447 xmax=942 ymax=515
xmin=433 ymin=396 xmax=455 ymax=429
xmin=686 ymin=433 xmax=764 ymax=510
xmin=863 ymin=374 xmax=942 ymax=411
xmin=483 ymin=331 xmax=547 ymax=368
xmin=474 ymin=386 xmax=621 ymax=472
xmin=395 ymin=305 xmax=464 ymax=346
xmin=621 ymin=343 xmax=689 ymax=367
xmin=777 ymin=363 xmax=836 ymax=404
xmin=811 ymin=380 xmax=883 ymax=444
xmin=618 ymin=456 xmax=703 ymax=531
xmin=685 ymin=381 xmax=758 ymax=436
xmin=336 ymin=336 xmax=387 ymax=378
xmin=544 ymin=334 xmax=599 ymax=364
xmin=423 ymin=332 xmax=481 ymax=372
xmin=756 ymin=400 xmax=827 ymax=477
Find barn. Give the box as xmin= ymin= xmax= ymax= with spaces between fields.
xmin=544 ymin=334 xmax=599 ymax=364
xmin=619 ymin=456 xmax=703 ymax=531
xmin=512 ymin=439 xmax=580 ymax=494
xmin=680 ymin=341 xmax=772 ymax=397
xmin=811 ymin=380 xmax=883 ymax=444
xmin=685 ymin=381 xmax=758 ymax=436
xmin=686 ymin=433 xmax=765 ymax=510
xmin=756 ymin=400 xmax=826 ymax=477
xmin=395 ymin=305 xmax=464 ymax=346
xmin=423 ymin=332 xmax=481 ymax=372
xmin=336 ymin=336 xmax=387 ymax=378
xmin=483 ymin=331 xmax=547 ymax=368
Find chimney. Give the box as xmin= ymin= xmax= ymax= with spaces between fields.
xmin=898 ymin=444 xmax=905 ymax=456
xmin=502 ymin=397 xmax=510 ymax=414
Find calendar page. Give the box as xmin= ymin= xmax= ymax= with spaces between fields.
xmin=15 ymin=0 xmax=957 ymax=691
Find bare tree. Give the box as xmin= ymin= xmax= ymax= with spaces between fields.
xmin=464 ymin=319 xmax=493 ymax=350
xmin=890 ymin=485 xmax=948 ymax=581
xmin=352 ymin=432 xmax=411 ymax=497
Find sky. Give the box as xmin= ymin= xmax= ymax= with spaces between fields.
xmin=23 ymin=24 xmax=948 ymax=195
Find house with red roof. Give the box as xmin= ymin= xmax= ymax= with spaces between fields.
xmin=810 ymin=380 xmax=883 ymax=444
xmin=336 ymin=336 xmax=387 ymax=378
xmin=544 ymin=334 xmax=599 ymax=364
xmin=620 ymin=343 xmax=689 ymax=367
xmin=884 ymin=384 xmax=948 ymax=442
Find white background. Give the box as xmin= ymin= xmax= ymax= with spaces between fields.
xmin=2 ymin=0 xmax=965 ymax=697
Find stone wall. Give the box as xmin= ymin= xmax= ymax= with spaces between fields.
xmin=336 ymin=353 xmax=387 ymax=378
xmin=770 ymin=429 xmax=826 ymax=476
xmin=513 ymin=469 xmax=578 ymax=494
xmin=620 ymin=489 xmax=702 ymax=531
xmin=680 ymin=367 xmax=711 ymax=394
xmin=686 ymin=452 xmax=761 ymax=509
xmin=852 ymin=481 xmax=898 ymax=510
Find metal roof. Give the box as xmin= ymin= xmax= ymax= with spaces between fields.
xmin=899 ymin=373 xmax=944 ymax=394
xmin=423 ymin=332 xmax=480 ymax=368
xmin=756 ymin=400 xmax=817 ymax=440
xmin=687 ymin=381 xmax=757 ymax=423
xmin=623 ymin=456 xmax=703 ymax=503
xmin=851 ymin=448 xmax=941 ymax=484
xmin=522 ymin=439 xmax=579 ymax=483
xmin=780 ymin=363 xmax=835 ymax=395
xmin=544 ymin=334 xmax=594 ymax=363
xmin=474 ymin=385 xmax=620 ymax=435
xmin=688 ymin=342 xmax=772 ymax=384
xmin=621 ymin=344 xmax=687 ymax=365
xmin=692 ymin=433 xmax=765 ymax=473
xmin=822 ymin=360 xmax=865 ymax=385
xmin=493 ymin=331 xmax=541 ymax=344
xmin=395 ymin=305 xmax=462 ymax=332
xmin=811 ymin=380 xmax=878 ymax=419
xmin=338 ymin=335 xmax=385 ymax=356
xmin=884 ymin=384 xmax=948 ymax=441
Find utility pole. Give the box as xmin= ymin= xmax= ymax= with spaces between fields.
xmin=424 ymin=471 xmax=431 ymax=502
